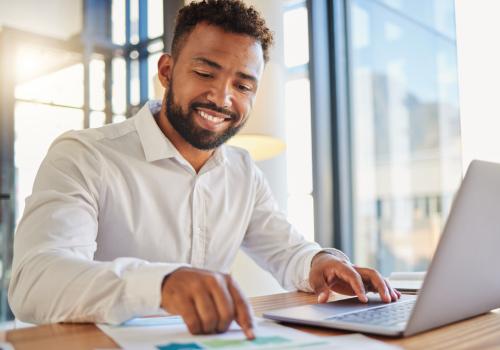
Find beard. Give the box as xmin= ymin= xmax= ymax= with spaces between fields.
xmin=165 ymin=81 xmax=246 ymax=150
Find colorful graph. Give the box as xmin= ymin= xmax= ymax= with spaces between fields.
xmin=156 ymin=335 xmax=290 ymax=350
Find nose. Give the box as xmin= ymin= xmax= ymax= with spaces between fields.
xmin=207 ymin=80 xmax=233 ymax=110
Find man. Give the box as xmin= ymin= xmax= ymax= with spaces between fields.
xmin=8 ymin=0 xmax=399 ymax=340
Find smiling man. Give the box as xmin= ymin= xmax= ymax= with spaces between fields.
xmin=8 ymin=0 xmax=399 ymax=340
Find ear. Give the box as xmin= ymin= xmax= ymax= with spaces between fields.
xmin=157 ymin=53 xmax=173 ymax=89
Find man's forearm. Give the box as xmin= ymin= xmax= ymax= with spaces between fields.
xmin=9 ymin=251 xmax=185 ymax=324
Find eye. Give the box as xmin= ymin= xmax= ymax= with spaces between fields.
xmin=237 ymin=83 xmax=252 ymax=93
xmin=194 ymin=70 xmax=213 ymax=78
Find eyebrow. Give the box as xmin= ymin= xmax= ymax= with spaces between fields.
xmin=192 ymin=57 xmax=258 ymax=83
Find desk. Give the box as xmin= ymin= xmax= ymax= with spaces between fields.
xmin=3 ymin=292 xmax=500 ymax=350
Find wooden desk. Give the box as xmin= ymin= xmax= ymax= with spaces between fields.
xmin=3 ymin=292 xmax=500 ymax=350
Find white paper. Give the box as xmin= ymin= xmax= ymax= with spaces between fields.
xmin=98 ymin=316 xmax=401 ymax=350
xmin=388 ymin=272 xmax=426 ymax=281
xmin=388 ymin=271 xmax=426 ymax=292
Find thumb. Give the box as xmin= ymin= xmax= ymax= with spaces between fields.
xmin=309 ymin=264 xmax=335 ymax=303
xmin=312 ymin=270 xmax=334 ymax=304
xmin=317 ymin=289 xmax=330 ymax=303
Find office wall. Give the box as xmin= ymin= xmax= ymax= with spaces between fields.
xmin=455 ymin=0 xmax=500 ymax=169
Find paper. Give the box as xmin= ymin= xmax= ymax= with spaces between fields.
xmin=98 ymin=316 xmax=401 ymax=350
xmin=388 ymin=271 xmax=426 ymax=293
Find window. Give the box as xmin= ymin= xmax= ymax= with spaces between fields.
xmin=347 ymin=0 xmax=461 ymax=274
xmin=14 ymin=50 xmax=85 ymax=224
xmin=11 ymin=1 xmax=167 ymax=226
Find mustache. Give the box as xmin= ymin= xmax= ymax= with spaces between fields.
xmin=190 ymin=102 xmax=238 ymax=120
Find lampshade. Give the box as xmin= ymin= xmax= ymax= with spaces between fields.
xmin=152 ymin=73 xmax=286 ymax=162
xmin=226 ymin=134 xmax=285 ymax=161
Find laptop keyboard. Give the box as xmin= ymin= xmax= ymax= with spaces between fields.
xmin=327 ymin=299 xmax=416 ymax=328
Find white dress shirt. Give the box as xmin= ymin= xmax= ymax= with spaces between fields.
xmin=8 ymin=101 xmax=348 ymax=325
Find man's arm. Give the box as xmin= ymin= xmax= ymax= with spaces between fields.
xmin=8 ymin=136 xmax=187 ymax=324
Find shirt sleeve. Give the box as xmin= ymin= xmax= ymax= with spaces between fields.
xmin=240 ymin=165 xmax=349 ymax=292
xmin=8 ymin=134 xmax=188 ymax=325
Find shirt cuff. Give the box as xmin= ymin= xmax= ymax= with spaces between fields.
xmin=122 ymin=262 xmax=189 ymax=321
xmin=316 ymin=248 xmax=350 ymax=263
xmin=296 ymin=248 xmax=350 ymax=293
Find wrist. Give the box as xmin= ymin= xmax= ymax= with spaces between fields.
xmin=311 ymin=251 xmax=335 ymax=267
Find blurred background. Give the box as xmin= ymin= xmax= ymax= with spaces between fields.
xmin=1 ymin=0 xmax=499 ymax=326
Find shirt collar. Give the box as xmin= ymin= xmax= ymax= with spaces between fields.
xmin=134 ymin=100 xmax=179 ymax=162
xmin=134 ymin=100 xmax=228 ymax=165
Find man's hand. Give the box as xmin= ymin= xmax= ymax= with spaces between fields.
xmin=309 ymin=252 xmax=401 ymax=304
xmin=161 ymin=267 xmax=255 ymax=339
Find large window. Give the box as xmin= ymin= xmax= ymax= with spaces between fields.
xmin=347 ymin=0 xmax=461 ymax=275
xmin=13 ymin=0 xmax=165 ymax=225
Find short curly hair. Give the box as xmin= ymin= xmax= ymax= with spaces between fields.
xmin=171 ymin=0 xmax=274 ymax=62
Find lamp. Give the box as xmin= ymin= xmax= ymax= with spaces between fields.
xmin=152 ymin=73 xmax=285 ymax=161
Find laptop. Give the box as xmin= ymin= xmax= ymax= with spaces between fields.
xmin=263 ymin=160 xmax=500 ymax=337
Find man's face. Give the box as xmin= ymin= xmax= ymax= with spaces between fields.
xmin=158 ymin=22 xmax=265 ymax=150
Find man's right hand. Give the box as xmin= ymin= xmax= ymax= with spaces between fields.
xmin=160 ymin=267 xmax=255 ymax=339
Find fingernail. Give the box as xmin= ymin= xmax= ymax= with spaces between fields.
xmin=317 ymin=292 xmax=326 ymax=303
xmin=245 ymin=328 xmax=255 ymax=340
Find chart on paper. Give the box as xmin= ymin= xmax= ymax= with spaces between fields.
xmin=98 ymin=316 xmax=402 ymax=350
xmin=99 ymin=316 xmax=330 ymax=350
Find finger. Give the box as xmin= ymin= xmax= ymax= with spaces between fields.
xmin=226 ymin=276 xmax=255 ymax=340
xmin=193 ymin=291 xmax=219 ymax=334
xmin=179 ymin=297 xmax=203 ymax=335
xmin=210 ymin=275 xmax=235 ymax=333
xmin=360 ymin=268 xmax=391 ymax=302
xmin=384 ymin=279 xmax=400 ymax=301
xmin=337 ymin=265 xmax=368 ymax=303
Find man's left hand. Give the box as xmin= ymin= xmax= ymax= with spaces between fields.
xmin=309 ymin=252 xmax=401 ymax=304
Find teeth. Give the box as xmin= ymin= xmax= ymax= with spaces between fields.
xmin=199 ymin=110 xmax=225 ymax=123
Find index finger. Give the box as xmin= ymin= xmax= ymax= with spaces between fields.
xmin=226 ymin=276 xmax=255 ymax=340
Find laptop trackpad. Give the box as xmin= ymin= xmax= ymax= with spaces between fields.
xmin=266 ymin=294 xmax=415 ymax=320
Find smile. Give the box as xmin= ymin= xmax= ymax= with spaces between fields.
xmin=196 ymin=108 xmax=232 ymax=125
xmin=199 ymin=110 xmax=225 ymax=123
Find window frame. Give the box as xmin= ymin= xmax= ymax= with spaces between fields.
xmin=307 ymin=0 xmax=354 ymax=256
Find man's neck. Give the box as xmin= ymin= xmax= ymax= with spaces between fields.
xmin=155 ymin=106 xmax=214 ymax=173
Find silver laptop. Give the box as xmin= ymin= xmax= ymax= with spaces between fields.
xmin=264 ymin=160 xmax=500 ymax=337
